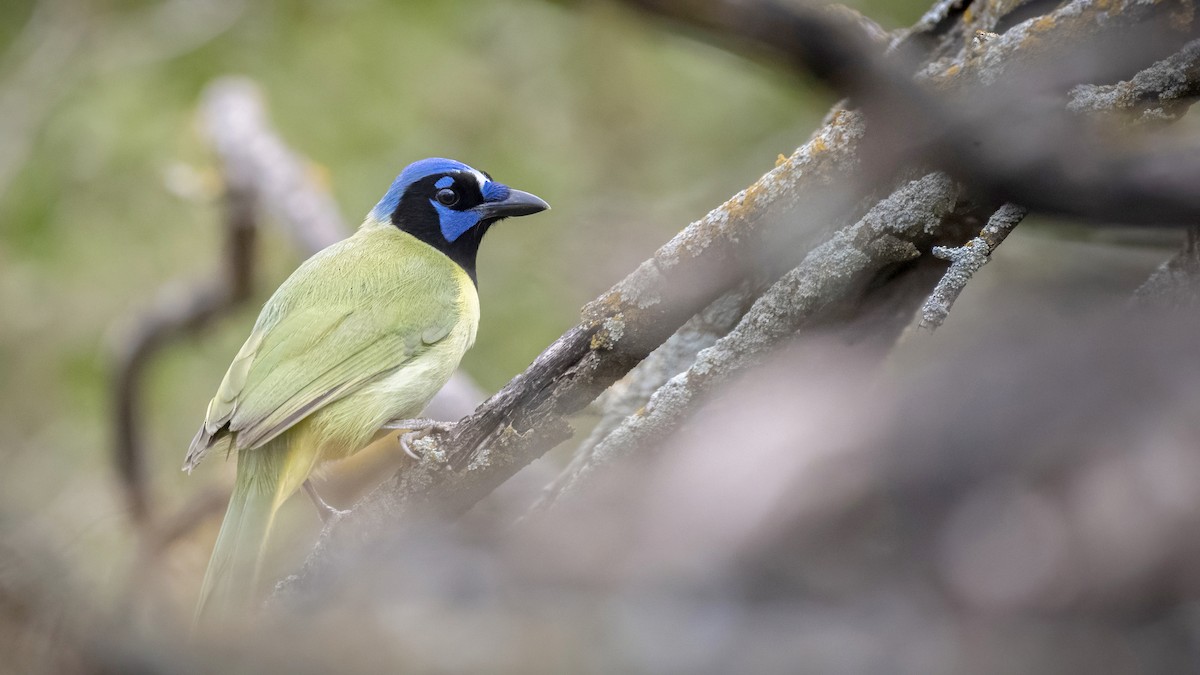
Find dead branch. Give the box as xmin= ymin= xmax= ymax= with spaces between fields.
xmin=111 ymin=182 xmax=256 ymax=526
xmin=525 ymin=284 xmax=759 ymax=517
xmin=624 ymin=0 xmax=1200 ymax=226
xmin=1068 ymin=38 xmax=1200 ymax=123
xmin=552 ymin=172 xmax=962 ymax=502
xmin=919 ymin=201 xmax=1027 ymax=330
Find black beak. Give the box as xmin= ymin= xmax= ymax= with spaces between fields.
xmin=475 ymin=188 xmax=550 ymax=221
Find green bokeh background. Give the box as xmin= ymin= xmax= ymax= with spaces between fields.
xmin=0 ymin=0 xmax=936 ymax=599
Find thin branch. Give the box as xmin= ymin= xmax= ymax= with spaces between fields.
xmin=919 ymin=201 xmax=1027 ymax=330
xmin=111 ymin=183 xmax=256 ymax=526
xmin=1068 ymin=38 xmax=1200 ymax=123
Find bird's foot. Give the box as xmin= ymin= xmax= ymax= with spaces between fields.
xmin=302 ymin=479 xmax=350 ymax=525
xmin=384 ymin=418 xmax=455 ymax=461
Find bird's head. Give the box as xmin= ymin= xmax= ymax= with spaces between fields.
xmin=369 ymin=158 xmax=549 ymax=284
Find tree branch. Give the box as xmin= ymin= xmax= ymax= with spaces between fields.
xmin=524 ymin=284 xmax=759 ymax=517
xmin=1068 ymin=38 xmax=1200 ymax=123
xmin=919 ymin=201 xmax=1027 ymax=330
xmin=551 ymin=172 xmax=962 ymax=503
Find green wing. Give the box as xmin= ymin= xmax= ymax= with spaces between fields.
xmin=184 ymin=234 xmax=463 ymax=470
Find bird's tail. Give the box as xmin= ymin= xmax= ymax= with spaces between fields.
xmin=193 ymin=430 xmax=319 ymax=627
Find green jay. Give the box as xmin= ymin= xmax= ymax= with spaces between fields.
xmin=185 ymin=158 xmax=549 ymax=622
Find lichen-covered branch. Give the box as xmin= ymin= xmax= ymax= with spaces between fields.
xmin=627 ymin=0 xmax=1200 ymax=226
xmin=919 ymin=202 xmax=1026 ymax=330
xmin=524 ymin=285 xmax=758 ymax=516
xmin=552 ymin=173 xmax=960 ymax=500
xmin=1068 ymin=38 xmax=1200 ymax=123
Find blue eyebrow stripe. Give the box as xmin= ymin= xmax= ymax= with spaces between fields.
xmin=435 ymin=176 xmax=454 ymax=189
xmin=482 ymin=182 xmax=509 ymax=202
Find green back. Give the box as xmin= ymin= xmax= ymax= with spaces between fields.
xmin=184 ymin=223 xmax=474 ymax=470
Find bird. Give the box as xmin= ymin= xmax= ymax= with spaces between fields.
xmin=184 ymin=158 xmax=549 ymax=623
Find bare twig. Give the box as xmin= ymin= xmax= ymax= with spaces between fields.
xmin=111 ymin=183 xmax=256 ymax=526
xmin=919 ymin=201 xmax=1027 ymax=330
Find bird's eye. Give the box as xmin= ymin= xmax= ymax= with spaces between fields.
xmin=435 ymin=188 xmax=458 ymax=206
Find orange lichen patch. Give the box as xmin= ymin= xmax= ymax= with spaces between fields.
xmin=582 ymin=291 xmax=625 ymax=325
xmin=725 ymin=182 xmax=767 ymax=221
xmin=944 ymin=63 xmax=962 ymax=77
xmin=809 ymin=136 xmax=829 ymax=155
xmin=963 ymin=6 xmax=974 ymax=23
xmin=775 ymin=153 xmax=789 ymax=167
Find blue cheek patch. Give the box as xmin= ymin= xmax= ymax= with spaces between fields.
xmin=434 ymin=176 xmax=454 ymax=189
xmin=433 ymin=201 xmax=481 ymax=242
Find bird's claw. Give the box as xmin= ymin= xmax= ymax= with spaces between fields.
xmin=302 ymin=480 xmax=350 ymax=525
xmin=391 ymin=419 xmax=454 ymax=461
